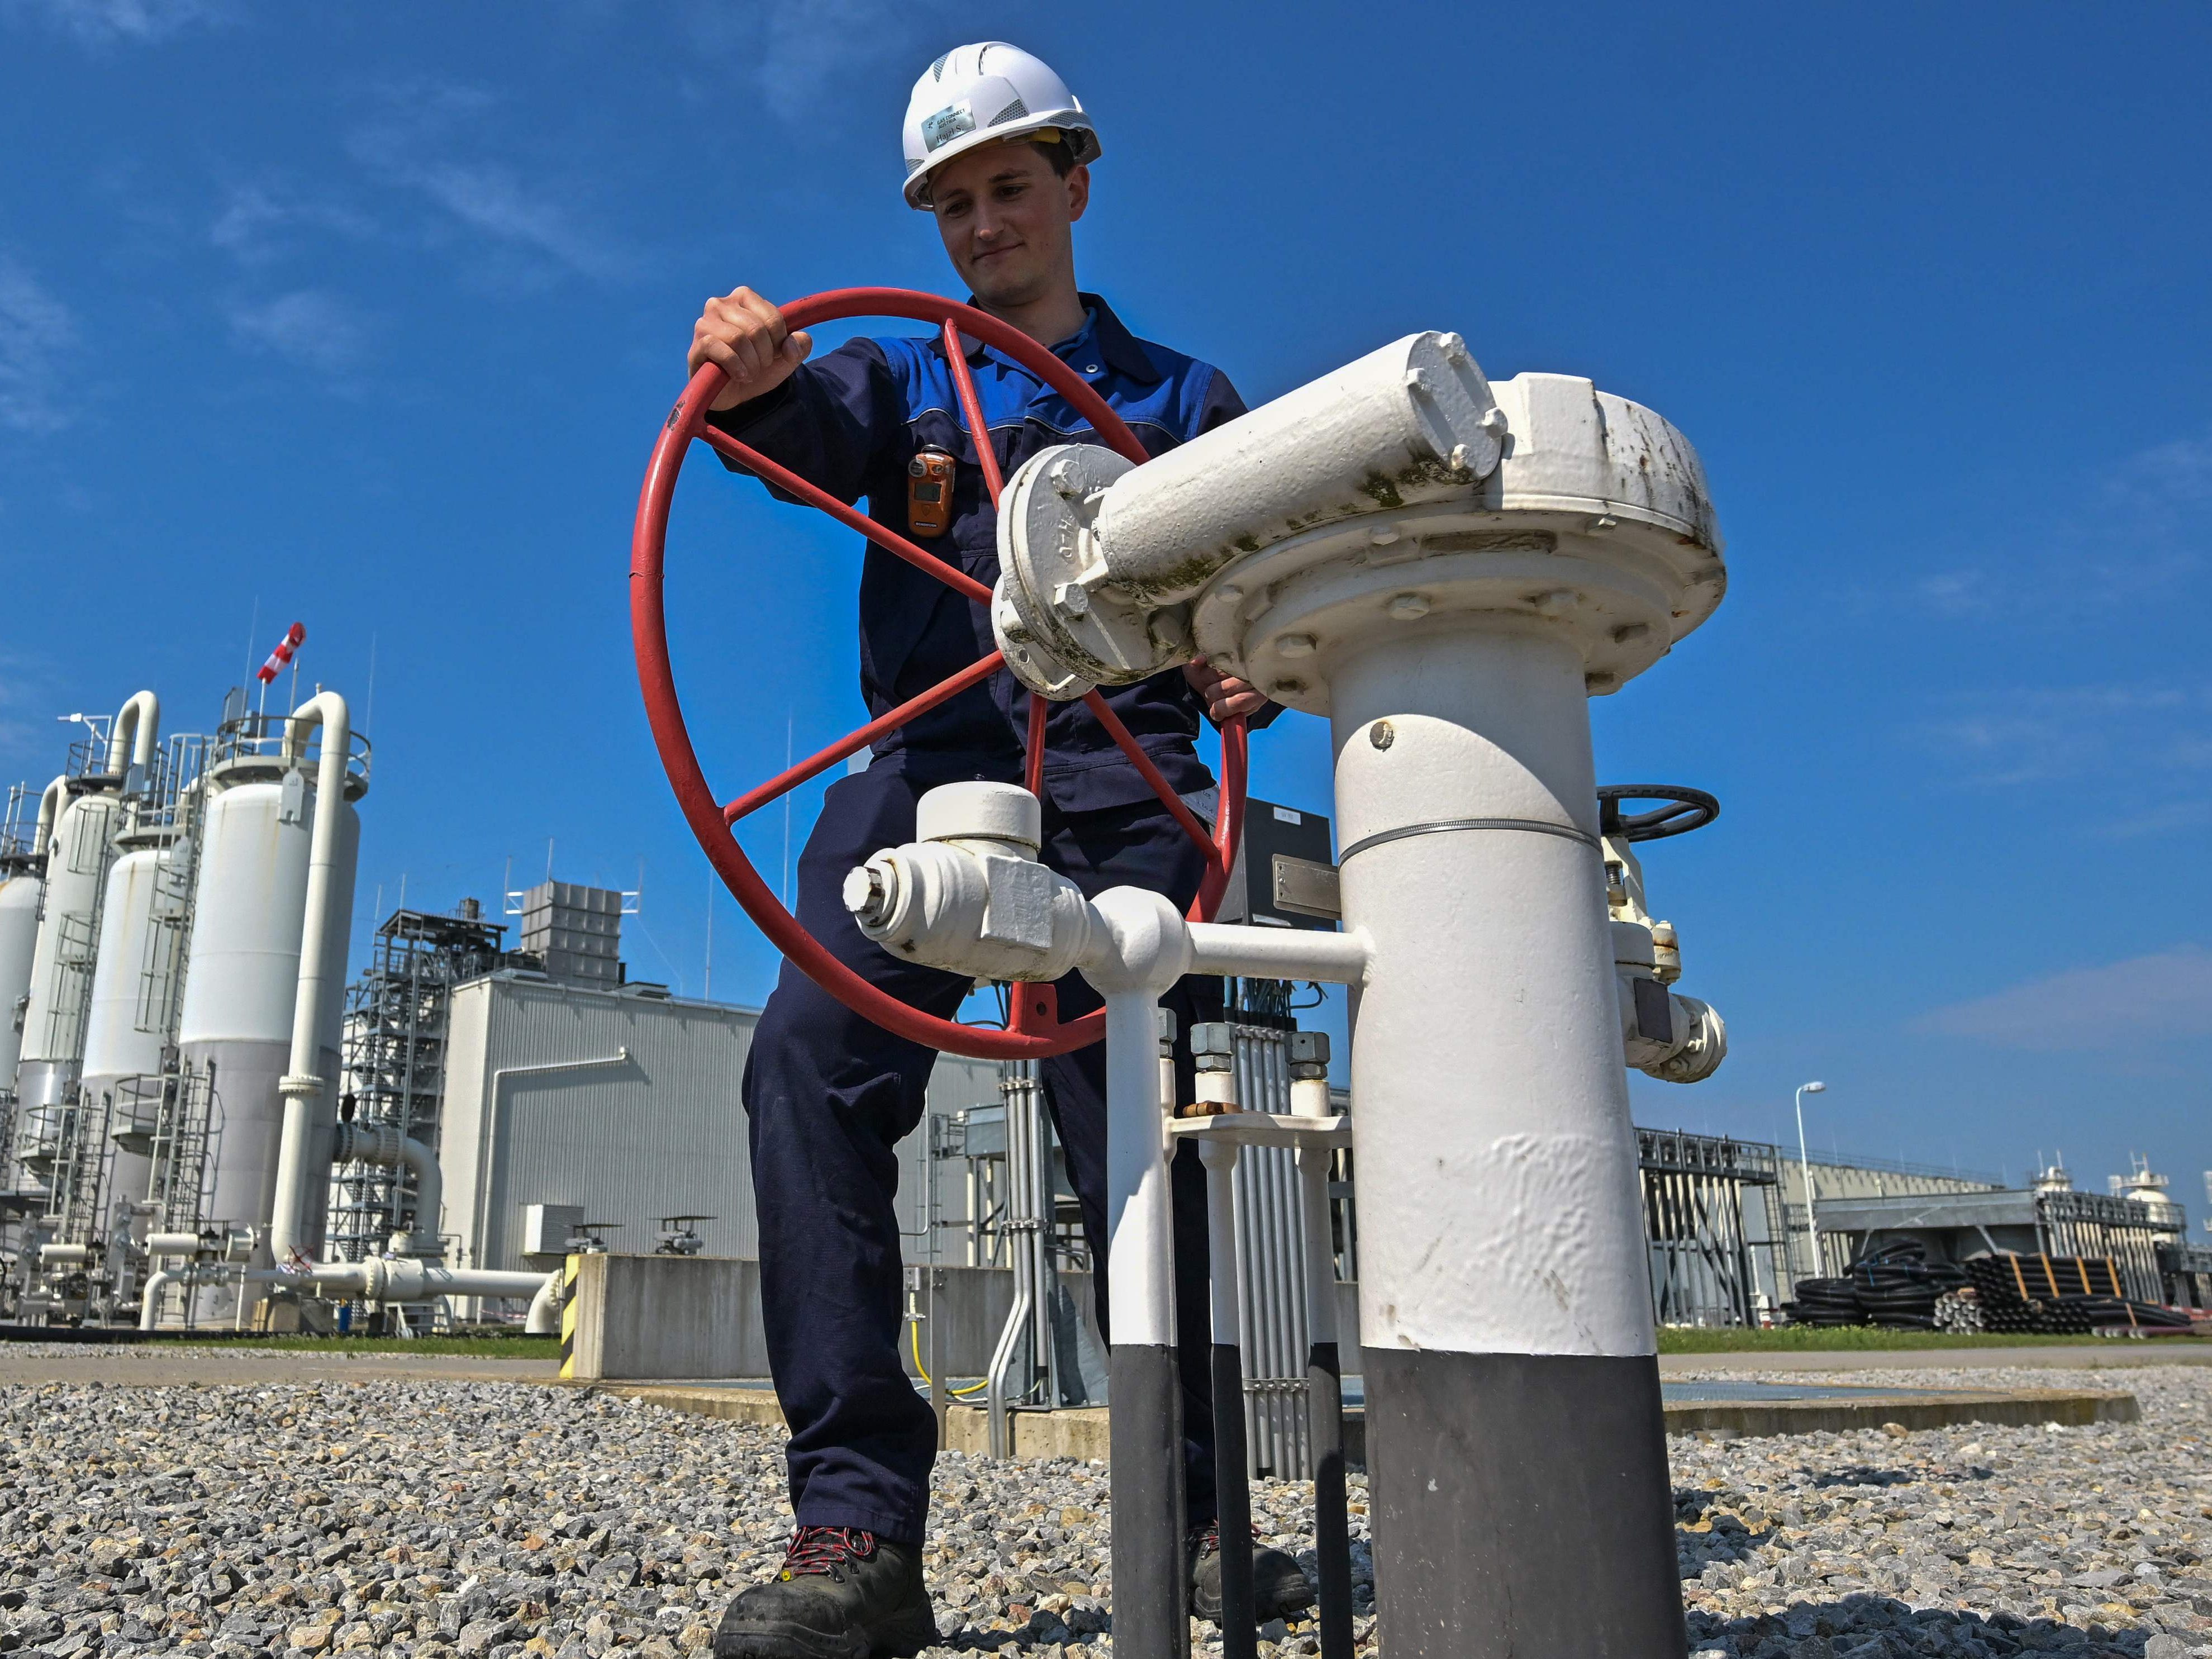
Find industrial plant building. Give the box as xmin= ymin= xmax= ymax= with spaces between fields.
xmin=0 ymin=674 xmax=2202 ymax=1382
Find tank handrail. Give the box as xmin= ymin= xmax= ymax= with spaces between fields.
xmin=212 ymin=709 xmax=372 ymax=787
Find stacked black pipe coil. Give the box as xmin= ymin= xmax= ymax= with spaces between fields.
xmin=1782 ymin=1243 xmax=1971 ymax=1329
xmin=1782 ymin=1277 xmax=1862 ymax=1327
xmin=1960 ymin=1253 xmax=2188 ymax=1335
xmin=1847 ymin=1242 xmax=1968 ymax=1329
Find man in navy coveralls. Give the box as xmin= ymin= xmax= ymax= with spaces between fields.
xmin=689 ymin=40 xmax=1312 ymax=1659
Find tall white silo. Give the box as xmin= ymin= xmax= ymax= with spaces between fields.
xmin=0 ymin=836 xmax=42 ymax=1203
xmin=0 ymin=839 xmax=43 ymax=1139
xmin=78 ymin=838 xmax=176 ymax=1220
xmin=178 ymin=712 xmax=363 ymax=1256
xmin=15 ymin=784 xmax=121 ymax=1173
xmin=13 ymin=693 xmax=161 ymax=1192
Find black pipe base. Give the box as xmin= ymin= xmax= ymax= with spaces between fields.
xmin=1210 ymin=1340 xmax=1257 ymax=1657
xmin=1364 ymin=1347 xmax=1682 ymax=1657
xmin=1306 ymin=1340 xmax=1355 ymax=1659
xmin=1110 ymin=1342 xmax=1190 ymax=1659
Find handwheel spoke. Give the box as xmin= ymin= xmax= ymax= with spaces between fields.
xmin=1022 ymin=694 xmax=1048 ymax=797
xmin=1080 ymin=690 xmax=1219 ymax=859
xmin=940 ymin=320 xmax=1007 ymax=507
xmin=721 ymin=650 xmax=1009 ymax=824
xmin=697 ymin=423 xmax=993 ymax=605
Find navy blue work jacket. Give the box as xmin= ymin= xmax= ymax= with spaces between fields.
xmin=707 ymin=293 xmax=1272 ymax=814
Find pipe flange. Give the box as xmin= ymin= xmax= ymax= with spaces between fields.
xmin=992 ymin=441 xmax=1178 ymax=696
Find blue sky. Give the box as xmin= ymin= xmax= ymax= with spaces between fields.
xmin=1 ymin=1 xmax=2207 ymax=1210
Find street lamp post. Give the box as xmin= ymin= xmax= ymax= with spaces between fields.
xmin=1794 ymin=1081 xmax=1828 ymax=1277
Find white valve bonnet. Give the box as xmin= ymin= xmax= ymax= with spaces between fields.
xmin=902 ymin=42 xmax=1101 ymax=209
xmin=914 ymin=781 xmax=1041 ymax=850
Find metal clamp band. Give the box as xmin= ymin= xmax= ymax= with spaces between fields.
xmin=1338 ymin=816 xmax=1601 ymax=863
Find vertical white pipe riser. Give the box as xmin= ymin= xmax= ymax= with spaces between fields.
xmin=1200 ymin=1136 xmax=1258 ymax=1659
xmin=1103 ymin=991 xmax=1187 ymax=1659
xmin=269 ymin=693 xmax=354 ymax=1264
xmin=1329 ymin=621 xmax=1681 ymax=1655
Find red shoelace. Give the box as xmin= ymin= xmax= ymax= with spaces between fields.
xmin=780 ymin=1525 xmax=878 ymax=1580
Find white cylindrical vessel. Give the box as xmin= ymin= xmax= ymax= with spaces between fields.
xmin=177 ymin=768 xmax=359 ymax=1252
xmin=15 ymin=787 xmax=121 ymax=1166
xmin=79 ymin=843 xmax=174 ymax=1216
xmin=0 ymin=861 xmax=42 ymax=1108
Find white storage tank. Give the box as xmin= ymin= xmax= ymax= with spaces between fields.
xmin=78 ymin=839 xmax=176 ymax=1216
xmin=15 ymin=784 xmax=121 ymax=1165
xmin=178 ymin=727 xmax=363 ymax=1253
xmin=0 ymin=849 xmax=42 ymax=1121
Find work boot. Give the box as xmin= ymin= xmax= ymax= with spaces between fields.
xmin=1188 ymin=1521 xmax=1317 ymax=1624
xmin=712 ymin=1526 xmax=938 ymax=1659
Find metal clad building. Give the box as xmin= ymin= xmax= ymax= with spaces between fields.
xmin=437 ymin=971 xmax=1003 ymax=1273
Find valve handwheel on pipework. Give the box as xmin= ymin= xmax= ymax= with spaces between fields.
xmin=631 ymin=288 xmax=1249 ymax=1061
xmin=1596 ymin=784 xmax=1720 ymax=843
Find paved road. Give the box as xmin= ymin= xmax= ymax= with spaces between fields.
xmin=0 ymin=1345 xmax=560 ymax=1387
xmin=1659 ymin=1343 xmax=2212 ymax=1373
xmin=0 ymin=1340 xmax=2201 ymax=1389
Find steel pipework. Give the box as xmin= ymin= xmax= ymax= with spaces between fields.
xmin=31 ymin=774 xmax=67 ymax=855
xmin=332 ymin=1119 xmax=443 ymax=1256
xmin=268 ymin=691 xmax=358 ymax=1263
xmin=1325 ymin=620 xmax=1683 ymax=1651
xmin=106 ymin=690 xmax=160 ymax=781
xmin=242 ymin=1259 xmax=563 ymax=1332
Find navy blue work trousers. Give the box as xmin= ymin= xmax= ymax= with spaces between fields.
xmin=738 ymin=760 xmax=1222 ymax=1545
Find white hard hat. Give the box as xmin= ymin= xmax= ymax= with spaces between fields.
xmin=901 ymin=42 xmax=1101 ymax=210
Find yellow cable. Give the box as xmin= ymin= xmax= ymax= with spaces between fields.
xmin=909 ymin=1298 xmax=990 ymax=1395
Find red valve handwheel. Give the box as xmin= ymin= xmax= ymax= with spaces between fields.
xmin=631 ymin=288 xmax=1248 ymax=1060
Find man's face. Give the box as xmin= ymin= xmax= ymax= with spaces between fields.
xmin=927 ymin=142 xmax=1089 ymax=310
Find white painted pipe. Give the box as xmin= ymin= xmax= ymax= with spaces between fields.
xmin=285 ymin=1255 xmax=557 ymax=1309
xmin=231 ymin=1257 xmax=558 ymax=1328
xmin=473 ymin=1049 xmax=632 ymax=1247
xmin=332 ymin=1119 xmax=443 ymax=1254
xmin=1187 ymin=923 xmax=1369 ymax=986
xmin=1102 ymin=986 xmax=1177 ymax=1353
xmin=32 ymin=776 xmax=67 ymax=857
xmin=525 ymin=1273 xmax=561 ymax=1335
xmin=1330 ymin=616 xmax=1679 ymax=1650
xmin=268 ymin=691 xmax=353 ymax=1264
xmin=139 ymin=1266 xmax=180 ymax=1329
xmin=106 ymin=690 xmax=160 ymax=778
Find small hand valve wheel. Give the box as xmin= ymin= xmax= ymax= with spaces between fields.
xmin=1596 ymin=785 xmax=1719 ymax=843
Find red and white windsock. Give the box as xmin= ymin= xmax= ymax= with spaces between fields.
xmin=256 ymin=622 xmax=306 ymax=684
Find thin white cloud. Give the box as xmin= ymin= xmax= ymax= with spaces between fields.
xmin=0 ymin=255 xmax=77 ymax=432
xmin=672 ymin=0 xmax=922 ymax=122
xmin=1918 ymin=683 xmax=2211 ymax=788
xmin=1913 ymin=945 xmax=2212 ymax=1052
xmin=2105 ymin=428 xmax=2212 ymax=516
xmin=346 ymin=82 xmax=641 ymax=284
xmin=1908 ymin=427 xmax=2210 ymax=621
xmin=211 ymin=183 xmax=378 ymax=267
xmin=2 ymin=0 xmax=230 ymax=42
xmin=227 ymin=290 xmax=370 ymax=374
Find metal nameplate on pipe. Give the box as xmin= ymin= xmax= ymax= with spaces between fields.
xmin=1271 ymin=854 xmax=1342 ymax=920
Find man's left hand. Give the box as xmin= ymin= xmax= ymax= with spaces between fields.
xmin=1183 ymin=657 xmax=1270 ymax=723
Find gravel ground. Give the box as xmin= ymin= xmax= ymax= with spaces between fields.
xmin=0 ymin=1356 xmax=2205 ymax=1657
